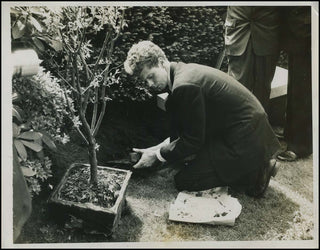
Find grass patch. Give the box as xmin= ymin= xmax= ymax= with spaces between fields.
xmin=16 ymin=154 xmax=315 ymax=243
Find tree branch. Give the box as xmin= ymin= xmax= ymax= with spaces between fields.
xmin=93 ymin=64 xmax=110 ymax=137
xmin=78 ymin=52 xmax=92 ymax=83
xmin=59 ymin=29 xmax=74 ymax=53
xmin=62 ymin=88 xmax=88 ymax=145
xmin=75 ymin=25 xmax=86 ymax=54
xmin=77 ymin=103 xmax=93 ymax=145
xmin=112 ymin=8 xmax=125 ymax=42
xmin=93 ymin=9 xmax=125 ymax=137
xmin=94 ymin=30 xmax=111 ymax=70
xmin=73 ymin=74 xmax=92 ymax=145
xmin=56 ymin=72 xmax=78 ymax=93
xmin=93 ymin=85 xmax=107 ymax=137
xmin=72 ymin=53 xmax=94 ymax=145
xmin=106 ymin=63 xmax=123 ymax=75
xmin=90 ymin=87 xmax=99 ymax=131
xmin=73 ymin=54 xmax=82 ymax=96
xmin=83 ymin=88 xmax=91 ymax=114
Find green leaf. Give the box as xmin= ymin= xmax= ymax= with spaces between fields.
xmin=29 ymin=7 xmax=45 ymax=16
xmin=49 ymin=40 xmax=63 ymax=52
xmin=29 ymin=15 xmax=43 ymax=32
xmin=21 ymin=166 xmax=36 ymax=177
xmin=37 ymin=36 xmax=51 ymax=44
xmin=17 ymin=18 xmax=26 ymax=30
xmin=34 ymin=137 xmax=43 ymax=146
xmin=10 ymin=8 xmax=21 ymax=15
xmin=12 ymin=92 xmax=21 ymax=102
xmin=13 ymin=104 xmax=25 ymax=117
xmin=21 ymin=139 xmax=43 ymax=152
xmin=32 ymin=37 xmax=45 ymax=51
xmin=18 ymin=131 xmax=43 ymax=141
xmin=13 ymin=123 xmax=21 ymax=138
xmin=36 ymin=150 xmax=45 ymax=161
xmin=12 ymin=20 xmax=26 ymax=39
xmin=12 ymin=107 xmax=23 ymax=122
xmin=14 ymin=139 xmax=27 ymax=161
xmin=41 ymin=132 xmax=57 ymax=152
xmin=20 ymin=122 xmax=31 ymax=130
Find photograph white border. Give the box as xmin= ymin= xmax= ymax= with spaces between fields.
xmin=2 ymin=1 xmax=318 ymax=248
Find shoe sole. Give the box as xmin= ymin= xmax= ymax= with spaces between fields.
xmin=251 ymin=161 xmax=279 ymax=198
xmin=270 ymin=161 xmax=279 ymax=178
xmin=277 ymin=155 xmax=296 ymax=162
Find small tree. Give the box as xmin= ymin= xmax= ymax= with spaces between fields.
xmin=53 ymin=6 xmax=126 ymax=186
xmin=11 ymin=6 xmax=127 ymax=186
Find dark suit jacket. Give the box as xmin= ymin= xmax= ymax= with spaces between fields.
xmin=280 ymin=6 xmax=311 ymax=54
xmin=160 ymin=62 xmax=281 ymax=185
xmin=225 ymin=6 xmax=281 ymax=56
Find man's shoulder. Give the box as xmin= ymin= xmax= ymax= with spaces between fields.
xmin=175 ymin=62 xmax=215 ymax=77
xmin=172 ymin=63 xmax=209 ymax=89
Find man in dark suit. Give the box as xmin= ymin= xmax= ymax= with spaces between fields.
xmin=277 ymin=6 xmax=312 ymax=161
xmin=124 ymin=41 xmax=281 ymax=198
xmin=224 ymin=6 xmax=281 ymax=113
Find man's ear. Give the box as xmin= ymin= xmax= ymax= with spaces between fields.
xmin=158 ymin=58 xmax=164 ymax=66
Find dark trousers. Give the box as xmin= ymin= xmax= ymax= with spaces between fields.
xmin=284 ymin=51 xmax=312 ymax=157
xmin=227 ymin=40 xmax=279 ymax=114
xmin=173 ymin=148 xmax=259 ymax=192
xmin=174 ymin=149 xmax=225 ymax=192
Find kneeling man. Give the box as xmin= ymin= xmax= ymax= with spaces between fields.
xmin=124 ymin=41 xmax=281 ymax=198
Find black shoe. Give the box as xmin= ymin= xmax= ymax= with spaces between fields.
xmin=246 ymin=159 xmax=279 ymax=198
xmin=277 ymin=150 xmax=297 ymax=162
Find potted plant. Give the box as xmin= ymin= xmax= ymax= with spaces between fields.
xmin=11 ymin=6 xmax=132 ymax=234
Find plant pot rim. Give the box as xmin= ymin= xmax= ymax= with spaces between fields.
xmin=49 ymin=162 xmax=132 ymax=214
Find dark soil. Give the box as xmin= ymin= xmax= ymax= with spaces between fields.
xmin=59 ymin=165 xmax=127 ymax=209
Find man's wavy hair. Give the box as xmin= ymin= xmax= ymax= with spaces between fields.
xmin=124 ymin=40 xmax=168 ymax=76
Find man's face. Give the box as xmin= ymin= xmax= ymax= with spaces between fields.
xmin=140 ymin=63 xmax=168 ymax=94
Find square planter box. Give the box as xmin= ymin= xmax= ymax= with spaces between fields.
xmin=48 ymin=163 xmax=132 ymax=234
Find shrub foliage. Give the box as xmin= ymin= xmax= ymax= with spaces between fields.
xmin=12 ymin=69 xmax=73 ymax=196
xmin=110 ymin=6 xmax=227 ymax=101
xmin=11 ymin=6 xmax=227 ymax=102
xmin=12 ymin=69 xmax=73 ymax=144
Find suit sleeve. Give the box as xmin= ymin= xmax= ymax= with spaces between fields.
xmin=160 ymin=84 xmax=206 ymax=162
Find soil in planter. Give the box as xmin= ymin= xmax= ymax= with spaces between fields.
xmin=59 ymin=165 xmax=127 ymax=209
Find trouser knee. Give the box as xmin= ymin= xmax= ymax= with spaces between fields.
xmin=174 ymin=171 xmax=187 ymax=191
xmin=174 ymin=169 xmax=222 ymax=192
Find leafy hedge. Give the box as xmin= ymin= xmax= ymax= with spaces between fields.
xmin=93 ymin=6 xmax=227 ymax=101
xmin=12 ymin=69 xmax=74 ymax=196
xmin=12 ymin=69 xmax=73 ymax=144
xmin=11 ymin=6 xmax=227 ymax=102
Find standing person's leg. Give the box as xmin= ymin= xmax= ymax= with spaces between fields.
xmin=253 ymin=53 xmax=280 ymax=114
xmin=281 ymin=51 xmax=312 ymax=159
xmin=227 ymin=40 xmax=255 ymax=91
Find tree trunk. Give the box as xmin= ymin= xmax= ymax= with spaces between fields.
xmin=88 ymin=139 xmax=98 ymax=186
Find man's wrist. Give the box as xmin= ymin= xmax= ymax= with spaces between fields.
xmin=155 ymin=148 xmax=166 ymax=163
